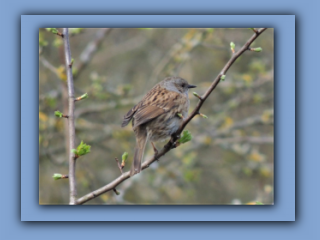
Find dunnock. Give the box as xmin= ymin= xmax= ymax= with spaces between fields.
xmin=121 ymin=77 xmax=196 ymax=176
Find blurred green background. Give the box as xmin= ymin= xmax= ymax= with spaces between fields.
xmin=39 ymin=28 xmax=274 ymax=205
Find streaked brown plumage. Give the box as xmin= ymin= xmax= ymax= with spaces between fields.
xmin=122 ymin=77 xmax=196 ymax=176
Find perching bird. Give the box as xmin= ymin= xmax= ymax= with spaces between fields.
xmin=121 ymin=77 xmax=196 ymax=176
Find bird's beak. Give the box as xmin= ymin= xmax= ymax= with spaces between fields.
xmin=188 ymin=84 xmax=197 ymax=88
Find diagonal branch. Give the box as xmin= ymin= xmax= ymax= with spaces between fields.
xmin=76 ymin=28 xmax=267 ymax=205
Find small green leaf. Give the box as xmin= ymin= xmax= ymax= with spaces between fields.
xmin=71 ymin=149 xmax=77 ymax=154
xmin=54 ymin=110 xmax=63 ymax=118
xmin=53 ymin=173 xmax=62 ymax=180
xmin=122 ymin=152 xmax=128 ymax=162
xmin=220 ymin=75 xmax=226 ymax=81
xmin=177 ymin=113 xmax=183 ymax=119
xmin=178 ymin=130 xmax=193 ymax=144
xmin=75 ymin=141 xmax=91 ymax=157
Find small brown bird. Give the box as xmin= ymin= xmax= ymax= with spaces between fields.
xmin=122 ymin=76 xmax=196 ymax=176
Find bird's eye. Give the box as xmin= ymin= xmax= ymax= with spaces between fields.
xmin=181 ymin=84 xmax=185 ymax=87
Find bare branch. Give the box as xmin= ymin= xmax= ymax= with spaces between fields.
xmin=63 ymin=28 xmax=77 ymax=205
xmin=76 ymin=28 xmax=268 ymax=205
xmin=115 ymin=157 xmax=123 ymax=174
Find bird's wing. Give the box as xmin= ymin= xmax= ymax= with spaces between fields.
xmin=132 ymin=104 xmax=167 ymax=127
xmin=121 ymin=104 xmax=138 ymax=127
xmin=122 ymin=85 xmax=182 ymax=128
xmin=133 ymin=88 xmax=181 ymax=127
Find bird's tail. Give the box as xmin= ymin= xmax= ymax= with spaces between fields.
xmin=130 ymin=127 xmax=148 ymax=176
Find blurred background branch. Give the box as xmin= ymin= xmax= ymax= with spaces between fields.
xmin=74 ymin=28 xmax=112 ymax=79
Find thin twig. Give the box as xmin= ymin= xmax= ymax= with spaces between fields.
xmin=113 ymin=188 xmax=120 ymax=195
xmin=115 ymin=157 xmax=123 ymax=174
xmin=39 ymin=57 xmax=61 ymax=82
xmin=63 ymin=28 xmax=77 ymax=205
xmin=76 ymin=28 xmax=267 ymax=205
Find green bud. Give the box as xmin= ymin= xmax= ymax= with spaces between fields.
xmin=178 ymin=130 xmax=193 ymax=144
xmin=80 ymin=93 xmax=88 ymax=99
xmin=255 ymin=201 xmax=264 ymax=205
xmin=193 ymin=92 xmax=201 ymax=99
xmin=122 ymin=152 xmax=128 ymax=162
xmin=177 ymin=113 xmax=183 ymax=119
xmin=252 ymin=47 xmax=262 ymax=52
xmin=75 ymin=93 xmax=88 ymax=101
xmin=200 ymin=113 xmax=208 ymax=119
xmin=220 ymin=75 xmax=226 ymax=81
xmin=71 ymin=58 xmax=74 ymax=65
xmin=230 ymin=42 xmax=235 ymax=51
xmin=54 ymin=110 xmax=63 ymax=118
xmin=53 ymin=173 xmax=62 ymax=180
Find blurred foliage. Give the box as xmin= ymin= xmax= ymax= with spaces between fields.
xmin=39 ymin=28 xmax=274 ymax=205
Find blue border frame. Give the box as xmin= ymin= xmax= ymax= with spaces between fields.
xmin=22 ymin=15 xmax=294 ymax=221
